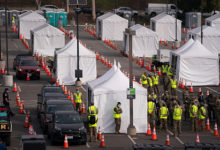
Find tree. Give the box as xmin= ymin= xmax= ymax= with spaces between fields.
xmin=35 ymin=0 xmax=41 ymax=10
xmin=92 ymin=0 xmax=96 ymax=21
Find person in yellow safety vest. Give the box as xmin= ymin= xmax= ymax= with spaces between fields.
xmin=113 ymin=102 xmax=122 ymax=134
xmin=167 ymin=65 xmax=173 ymax=76
xmin=173 ymin=102 xmax=182 ymax=137
xmin=170 ymin=75 xmax=177 ymax=96
xmin=199 ymin=102 xmax=206 ymax=131
xmin=148 ymin=98 xmax=156 ymax=129
xmin=162 ymin=65 xmax=168 ymax=75
xmin=189 ymin=101 xmax=198 ymax=132
xmin=88 ymin=110 xmax=98 ymax=142
xmin=11 ymin=16 xmax=15 ymax=25
xmin=88 ymin=101 xmax=98 ymax=115
xmin=147 ymin=75 xmax=153 ymax=94
xmin=152 ymin=73 xmax=159 ymax=94
xmin=141 ymin=72 xmax=148 ymax=88
xmin=74 ymin=88 xmax=82 ymax=113
xmin=159 ymin=102 xmax=169 ymax=133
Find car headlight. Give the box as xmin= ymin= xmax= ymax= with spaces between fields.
xmin=19 ymin=68 xmax=22 ymax=71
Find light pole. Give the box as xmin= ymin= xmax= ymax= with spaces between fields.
xmin=5 ymin=0 xmax=8 ymax=75
xmin=174 ymin=0 xmax=180 ymax=48
xmin=126 ymin=28 xmax=136 ymax=136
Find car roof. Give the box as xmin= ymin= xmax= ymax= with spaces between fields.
xmin=19 ymin=57 xmax=36 ymax=61
xmin=44 ymin=92 xmax=66 ymax=97
xmin=16 ymin=54 xmax=32 ymax=57
xmin=43 ymin=86 xmax=62 ymax=90
xmin=46 ymin=99 xmax=72 ymax=105
xmin=55 ymin=111 xmax=79 ymax=115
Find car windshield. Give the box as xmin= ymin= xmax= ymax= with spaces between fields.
xmin=55 ymin=113 xmax=81 ymax=124
xmin=47 ymin=104 xmax=74 ymax=114
xmin=43 ymin=88 xmax=63 ymax=93
xmin=20 ymin=60 xmax=38 ymax=66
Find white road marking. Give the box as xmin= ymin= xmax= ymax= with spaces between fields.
xmin=86 ymin=142 xmax=90 ymax=148
xmin=167 ymin=130 xmax=184 ymax=145
xmin=127 ymin=135 xmax=136 ymax=144
xmin=206 ymin=87 xmax=220 ymax=94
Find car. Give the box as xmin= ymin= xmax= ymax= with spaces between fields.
xmin=39 ymin=86 xmax=64 ymax=98
xmin=37 ymin=92 xmax=67 ymax=118
xmin=40 ymin=5 xmax=64 ymax=12
xmin=79 ymin=6 xmax=104 ymax=15
xmin=16 ymin=58 xmax=40 ymax=80
xmin=114 ymin=7 xmax=138 ymax=17
xmin=48 ymin=111 xmax=87 ymax=144
xmin=13 ymin=54 xmax=33 ymax=70
xmin=40 ymin=100 xmax=75 ymax=133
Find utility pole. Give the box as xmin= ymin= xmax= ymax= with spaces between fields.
xmin=126 ymin=28 xmax=136 ymax=136
xmin=5 ymin=0 xmax=8 ymax=75
xmin=92 ymin=0 xmax=96 ymax=21
xmin=66 ymin=0 xmax=69 ymax=13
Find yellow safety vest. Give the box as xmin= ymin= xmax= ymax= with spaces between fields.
xmin=167 ymin=66 xmax=173 ymax=76
xmin=160 ymin=107 xmax=168 ymax=119
xmin=12 ymin=16 xmax=15 ymax=24
xmin=162 ymin=65 xmax=168 ymax=73
xmin=170 ymin=79 xmax=177 ymax=89
xmin=147 ymin=77 xmax=153 ymax=87
xmin=148 ymin=101 xmax=155 ymax=114
xmin=141 ymin=74 xmax=148 ymax=85
xmin=74 ymin=92 xmax=82 ymax=103
xmin=173 ymin=107 xmax=182 ymax=120
xmin=190 ymin=105 xmax=198 ymax=118
xmin=88 ymin=106 xmax=97 ymax=115
xmin=88 ymin=114 xmax=97 ymax=127
xmin=113 ymin=106 xmax=121 ymax=118
xmin=148 ymin=94 xmax=157 ymax=100
xmin=152 ymin=75 xmax=159 ymax=85
xmin=199 ymin=106 xmax=206 ymax=120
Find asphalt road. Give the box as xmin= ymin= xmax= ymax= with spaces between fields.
xmin=0 ymin=25 xmax=219 ymax=150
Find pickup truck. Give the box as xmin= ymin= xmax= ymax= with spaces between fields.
xmin=0 ymin=106 xmax=12 ymax=146
xmin=114 ymin=7 xmax=138 ymax=17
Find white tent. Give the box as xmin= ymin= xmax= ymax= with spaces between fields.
xmin=55 ymin=38 xmax=97 ymax=85
xmin=187 ymin=25 xmax=220 ymax=54
xmin=87 ymin=63 xmax=147 ymax=133
xmin=175 ymin=40 xmax=219 ymax=86
xmin=205 ymin=13 xmax=220 ymax=30
xmin=31 ymin=23 xmax=65 ymax=56
xmin=123 ymin=24 xmax=159 ymax=57
xmin=150 ymin=13 xmax=182 ymax=41
xmin=18 ymin=11 xmax=46 ymax=39
xmin=96 ymin=12 xmax=128 ymax=41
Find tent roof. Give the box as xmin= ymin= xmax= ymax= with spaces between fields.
xmin=56 ymin=38 xmax=95 ymax=57
xmin=19 ymin=11 xmax=46 ymax=21
xmin=31 ymin=23 xmax=64 ymax=36
xmin=172 ymin=38 xmax=194 ymax=54
xmin=206 ymin=13 xmax=220 ymax=22
xmin=188 ymin=25 xmax=220 ymax=36
xmin=18 ymin=11 xmax=32 ymax=19
xmin=97 ymin=12 xmax=127 ymax=22
xmin=177 ymin=40 xmax=218 ymax=59
xmin=151 ymin=13 xmax=181 ymax=23
xmin=92 ymin=66 xmax=146 ymax=94
xmin=129 ymin=24 xmax=158 ymax=36
xmin=97 ymin=12 xmax=114 ymax=20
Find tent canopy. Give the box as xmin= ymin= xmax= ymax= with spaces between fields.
xmin=87 ymin=64 xmax=147 ymax=133
xmin=123 ymin=24 xmax=159 ymax=57
xmin=31 ymin=23 xmax=65 ymax=56
xmin=96 ymin=12 xmax=128 ymax=41
xmin=55 ymin=38 xmax=97 ymax=85
xmin=150 ymin=13 xmax=182 ymax=41
xmin=175 ymin=40 xmax=219 ymax=86
xmin=205 ymin=13 xmax=220 ymax=30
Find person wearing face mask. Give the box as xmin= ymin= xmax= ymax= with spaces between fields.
xmin=113 ymin=102 xmax=122 ymax=134
xmin=74 ymin=88 xmax=82 ymax=113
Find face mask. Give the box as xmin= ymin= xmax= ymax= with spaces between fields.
xmin=118 ymin=104 xmax=121 ymax=107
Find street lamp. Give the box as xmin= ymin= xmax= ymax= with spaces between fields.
xmin=125 ymin=28 xmax=136 ymax=136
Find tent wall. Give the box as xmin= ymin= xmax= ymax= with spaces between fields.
xmin=176 ymin=57 xmax=219 ymax=86
xmin=93 ymin=92 xmax=147 ymax=133
xmin=56 ymin=55 xmax=97 ymax=85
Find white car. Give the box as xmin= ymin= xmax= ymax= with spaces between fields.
xmin=114 ymin=7 xmax=138 ymax=17
xmin=40 ymin=5 xmax=65 ymax=12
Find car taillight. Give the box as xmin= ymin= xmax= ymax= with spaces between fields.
xmin=19 ymin=68 xmax=22 ymax=71
xmin=36 ymin=68 xmax=40 ymax=71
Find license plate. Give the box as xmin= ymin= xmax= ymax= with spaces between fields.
xmin=67 ymin=136 xmax=73 ymax=139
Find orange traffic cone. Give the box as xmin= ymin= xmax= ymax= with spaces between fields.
xmin=138 ymin=58 xmax=142 ymax=66
xmin=16 ymin=91 xmax=20 ymax=102
xmin=17 ymin=97 xmax=21 ymax=107
xmin=51 ymin=73 xmax=55 ymax=83
xmin=62 ymin=82 xmax=65 ymax=91
xmin=24 ymin=114 xmax=29 ymax=128
xmin=26 ymin=73 xmax=30 ymax=81
xmin=183 ymin=27 xmax=186 ymax=33
xmin=1 ymin=64 xmax=5 ymax=74
xmin=206 ymin=89 xmax=209 ymax=97
xmin=64 ymin=86 xmax=68 ymax=95
xmin=199 ymin=87 xmax=202 ymax=93
xmin=206 ymin=118 xmax=210 ymax=131
xmin=165 ymin=134 xmax=170 ymax=146
xmin=139 ymin=78 xmax=142 ymax=85
xmin=19 ymin=101 xmax=24 ymax=114
xmin=158 ymin=68 xmax=162 ymax=76
xmin=179 ymin=78 xmax=182 ymax=87
xmin=97 ymin=126 xmax=102 ymax=140
xmin=146 ymin=123 xmax=151 ymax=135
xmin=148 ymin=63 xmax=151 ymax=71
xmin=19 ymin=34 xmax=23 ymax=40
xmin=13 ymin=82 xmax=18 ymax=92
xmin=28 ymin=125 xmax=33 ymax=135
xmin=105 ymin=58 xmax=108 ymax=66
xmin=81 ymin=103 xmax=86 ymax=114
xmin=141 ymin=57 xmax=145 ymax=67
xmin=184 ymin=38 xmax=187 ymax=43
xmin=108 ymin=60 xmax=112 ymax=68
xmin=196 ymin=133 xmax=200 ymax=143
xmin=213 ymin=122 xmax=219 ymax=136
xmin=172 ymin=43 xmax=175 ymax=49
xmin=67 ymin=90 xmax=71 ymax=100
xmin=160 ymin=39 xmax=162 ymax=44
xmin=153 ymin=65 xmax=156 ymax=73
xmin=152 ymin=126 xmax=157 ymax=140
xmin=100 ymin=133 xmax=106 ymax=147
xmin=64 ymin=134 xmax=69 ymax=148
xmin=189 ymin=83 xmax=194 ymax=93
xmin=164 ymin=41 xmax=166 ymax=46
xmin=56 ymin=78 xmax=59 ymax=86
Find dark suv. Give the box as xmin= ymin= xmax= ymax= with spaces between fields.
xmin=13 ymin=54 xmax=33 ymax=70
xmin=48 ymin=111 xmax=87 ymax=144
xmin=40 ymin=100 xmax=75 ymax=133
